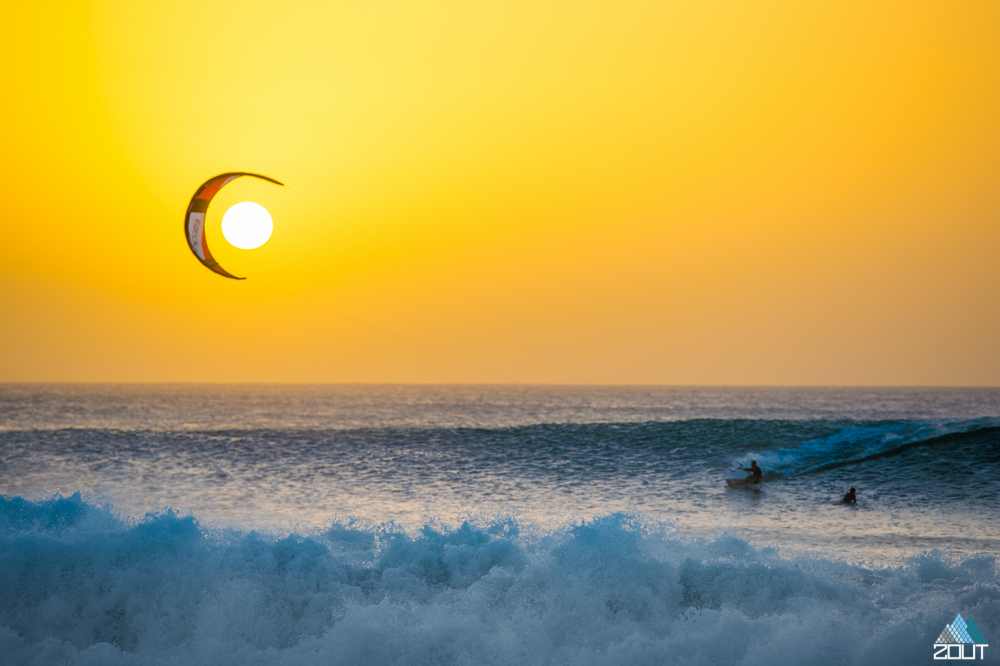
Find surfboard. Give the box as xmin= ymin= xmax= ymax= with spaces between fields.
xmin=726 ymin=479 xmax=762 ymax=490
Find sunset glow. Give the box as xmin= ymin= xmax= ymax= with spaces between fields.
xmin=1 ymin=0 xmax=998 ymax=384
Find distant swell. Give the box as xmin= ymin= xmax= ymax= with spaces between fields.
xmin=1 ymin=495 xmax=998 ymax=666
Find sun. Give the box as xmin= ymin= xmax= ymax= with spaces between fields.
xmin=221 ymin=202 xmax=273 ymax=250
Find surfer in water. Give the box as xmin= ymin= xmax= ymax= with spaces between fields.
xmin=732 ymin=460 xmax=763 ymax=487
xmin=842 ymin=487 xmax=857 ymax=504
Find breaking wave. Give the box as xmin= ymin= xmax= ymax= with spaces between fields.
xmin=1 ymin=494 xmax=997 ymax=666
xmin=743 ymin=419 xmax=1000 ymax=478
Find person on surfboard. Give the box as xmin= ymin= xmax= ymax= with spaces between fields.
xmin=842 ymin=487 xmax=857 ymax=504
xmin=732 ymin=460 xmax=762 ymax=487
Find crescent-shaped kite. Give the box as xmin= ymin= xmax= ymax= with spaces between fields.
xmin=184 ymin=172 xmax=284 ymax=279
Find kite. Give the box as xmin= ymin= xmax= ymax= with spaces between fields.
xmin=184 ymin=172 xmax=284 ymax=279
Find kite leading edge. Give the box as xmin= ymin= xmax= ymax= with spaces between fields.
xmin=184 ymin=172 xmax=284 ymax=279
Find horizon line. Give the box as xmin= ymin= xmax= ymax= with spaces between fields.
xmin=1 ymin=381 xmax=999 ymax=389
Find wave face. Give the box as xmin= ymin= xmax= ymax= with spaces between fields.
xmin=4 ymin=419 xmax=1000 ymax=554
xmin=743 ymin=419 xmax=1000 ymax=478
xmin=2 ymin=495 xmax=997 ymax=666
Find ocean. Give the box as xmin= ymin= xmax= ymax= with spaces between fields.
xmin=1 ymin=384 xmax=998 ymax=665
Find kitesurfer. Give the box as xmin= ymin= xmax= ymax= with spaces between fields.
xmin=842 ymin=487 xmax=857 ymax=504
xmin=733 ymin=460 xmax=763 ymax=487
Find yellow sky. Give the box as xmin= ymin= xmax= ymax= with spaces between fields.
xmin=1 ymin=0 xmax=998 ymax=384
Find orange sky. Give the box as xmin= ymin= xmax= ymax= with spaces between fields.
xmin=2 ymin=0 xmax=999 ymax=384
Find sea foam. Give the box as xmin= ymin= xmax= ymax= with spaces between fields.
xmin=1 ymin=494 xmax=997 ymax=666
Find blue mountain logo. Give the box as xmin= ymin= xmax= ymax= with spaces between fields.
xmin=934 ymin=613 xmax=988 ymax=660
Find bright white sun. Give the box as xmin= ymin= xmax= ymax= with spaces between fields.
xmin=221 ymin=202 xmax=273 ymax=250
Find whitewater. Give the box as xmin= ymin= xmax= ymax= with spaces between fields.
xmin=1 ymin=385 xmax=998 ymax=665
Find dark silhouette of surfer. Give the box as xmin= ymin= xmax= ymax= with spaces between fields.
xmin=842 ymin=487 xmax=857 ymax=504
xmin=732 ymin=460 xmax=762 ymax=487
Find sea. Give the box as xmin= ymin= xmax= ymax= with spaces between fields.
xmin=0 ymin=384 xmax=998 ymax=665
